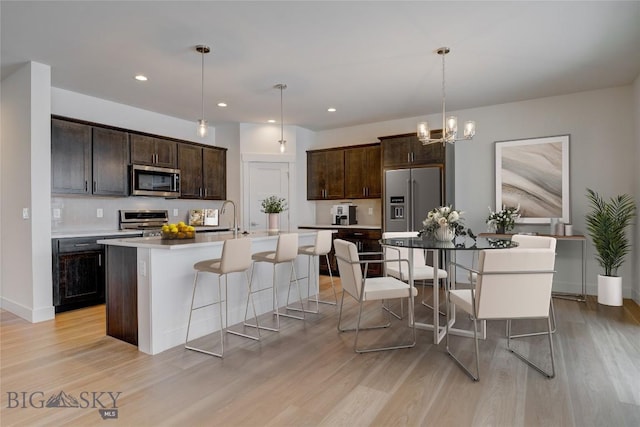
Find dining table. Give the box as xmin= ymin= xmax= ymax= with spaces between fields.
xmin=379 ymin=235 xmax=519 ymax=344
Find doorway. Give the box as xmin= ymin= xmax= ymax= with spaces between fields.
xmin=246 ymin=161 xmax=290 ymax=232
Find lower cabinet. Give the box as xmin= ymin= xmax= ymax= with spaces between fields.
xmin=315 ymin=228 xmax=382 ymax=278
xmin=52 ymin=237 xmax=106 ymax=313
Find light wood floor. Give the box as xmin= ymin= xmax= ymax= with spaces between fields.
xmin=1 ymin=277 xmax=639 ymax=426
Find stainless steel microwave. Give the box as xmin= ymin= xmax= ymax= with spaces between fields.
xmin=130 ymin=164 xmax=180 ymax=197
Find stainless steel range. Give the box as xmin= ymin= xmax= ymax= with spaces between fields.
xmin=119 ymin=209 xmax=169 ymax=237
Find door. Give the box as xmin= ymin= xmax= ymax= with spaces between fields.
xmin=247 ymin=162 xmax=290 ymax=231
xmin=410 ymin=167 xmax=442 ymax=231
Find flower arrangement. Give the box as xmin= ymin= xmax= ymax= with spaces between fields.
xmin=486 ymin=205 xmax=520 ymax=233
xmin=261 ymin=195 xmax=288 ymax=214
xmin=420 ymin=205 xmax=466 ymax=237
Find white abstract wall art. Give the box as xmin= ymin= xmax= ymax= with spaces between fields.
xmin=495 ymin=135 xmax=570 ymax=224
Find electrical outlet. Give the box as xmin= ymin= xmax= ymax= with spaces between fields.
xmin=97 ymin=208 xmax=103 ymax=218
xmin=22 ymin=208 xmax=29 ymax=219
xmin=138 ymin=260 xmax=147 ymax=277
xmin=173 ymin=209 xmax=179 ymax=217
xmin=53 ymin=208 xmax=61 ymax=219
xmin=368 ymin=207 xmax=373 ymax=215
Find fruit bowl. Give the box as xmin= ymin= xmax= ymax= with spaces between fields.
xmin=161 ymin=222 xmax=196 ymax=240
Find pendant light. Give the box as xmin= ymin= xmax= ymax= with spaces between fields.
xmin=274 ymin=83 xmax=287 ymax=153
xmin=417 ymin=47 xmax=475 ymax=145
xmin=196 ymin=44 xmax=210 ymax=138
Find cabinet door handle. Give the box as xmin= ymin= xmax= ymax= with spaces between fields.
xmin=407 ymin=153 xmax=411 ymax=163
xmin=204 ymin=188 xmax=207 ymax=198
xmin=363 ymin=187 xmax=366 ymax=196
xmin=98 ymin=254 xmax=102 ymax=267
xmin=93 ymin=181 xmax=97 ymax=192
xmin=74 ymin=243 xmax=90 ymax=247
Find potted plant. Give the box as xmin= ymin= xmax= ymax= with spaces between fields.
xmin=261 ymin=195 xmax=287 ymax=232
xmin=419 ymin=205 xmax=466 ymax=241
xmin=585 ymin=188 xmax=636 ymax=306
xmin=486 ymin=205 xmax=520 ymax=234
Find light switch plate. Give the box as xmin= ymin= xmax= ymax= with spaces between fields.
xmin=97 ymin=208 xmax=103 ymax=218
xmin=53 ymin=208 xmax=61 ymax=219
xmin=368 ymin=208 xmax=373 ymax=215
xmin=22 ymin=208 xmax=29 ymax=219
xmin=173 ymin=209 xmax=179 ymax=217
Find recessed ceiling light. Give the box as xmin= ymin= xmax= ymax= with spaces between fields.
xmin=134 ymin=74 xmax=148 ymax=81
xmin=217 ymin=102 xmax=227 ymax=107
xmin=327 ymin=107 xmax=337 ymax=112
xmin=268 ymin=119 xmax=276 ymax=123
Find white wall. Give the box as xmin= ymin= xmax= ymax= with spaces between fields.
xmin=1 ymin=62 xmax=54 ymax=322
xmin=316 ymin=85 xmax=638 ymax=298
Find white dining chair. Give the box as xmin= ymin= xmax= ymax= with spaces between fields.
xmin=446 ymin=246 xmax=557 ymax=381
xmin=382 ymin=231 xmax=448 ymax=315
xmin=333 ymin=239 xmax=417 ymax=353
xmin=508 ymin=234 xmax=558 ymax=338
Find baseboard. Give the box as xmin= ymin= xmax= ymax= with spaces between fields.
xmin=0 ymin=297 xmax=55 ymax=323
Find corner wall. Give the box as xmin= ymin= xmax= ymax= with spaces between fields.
xmin=633 ymin=74 xmax=640 ymax=304
xmin=1 ymin=62 xmax=54 ymax=322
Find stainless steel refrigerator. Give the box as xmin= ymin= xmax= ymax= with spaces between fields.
xmin=384 ymin=167 xmax=443 ymax=232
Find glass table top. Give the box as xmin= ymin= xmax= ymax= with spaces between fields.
xmin=380 ymin=236 xmax=519 ymax=250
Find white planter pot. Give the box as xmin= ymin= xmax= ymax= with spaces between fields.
xmin=434 ymin=227 xmax=455 ymax=241
xmin=597 ymin=274 xmax=623 ymax=306
xmin=267 ymin=213 xmax=279 ymax=232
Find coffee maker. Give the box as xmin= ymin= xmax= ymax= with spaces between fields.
xmin=332 ymin=204 xmax=357 ymax=225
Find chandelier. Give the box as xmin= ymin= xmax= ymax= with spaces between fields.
xmin=417 ymin=47 xmax=475 ymax=145
xmin=274 ymin=83 xmax=287 ymax=153
xmin=196 ymin=44 xmax=210 ymax=138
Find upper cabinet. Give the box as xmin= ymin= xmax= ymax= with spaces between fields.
xmin=52 ymin=116 xmax=226 ymax=200
xmin=178 ymin=143 xmax=226 ymax=200
xmin=344 ymin=144 xmax=381 ymax=199
xmin=51 ymin=118 xmax=129 ymax=196
xmin=130 ymin=134 xmax=177 ymax=168
xmin=380 ymin=131 xmax=444 ymax=168
xmin=307 ymin=149 xmax=345 ymax=200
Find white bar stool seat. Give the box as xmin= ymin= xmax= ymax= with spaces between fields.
xmin=292 ymin=230 xmax=337 ymax=313
xmin=185 ymin=237 xmax=254 ymax=358
xmin=243 ymin=233 xmax=304 ymax=336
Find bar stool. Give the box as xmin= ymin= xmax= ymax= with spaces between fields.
xmin=185 ymin=237 xmax=254 ymax=358
xmin=290 ymin=230 xmax=337 ymax=314
xmin=243 ymin=233 xmax=304 ymax=335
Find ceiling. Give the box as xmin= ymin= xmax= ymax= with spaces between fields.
xmin=2 ymin=1 xmax=639 ymax=132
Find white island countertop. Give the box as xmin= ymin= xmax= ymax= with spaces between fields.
xmin=98 ymin=229 xmax=318 ymax=249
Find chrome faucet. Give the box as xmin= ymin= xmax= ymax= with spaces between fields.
xmin=221 ymin=200 xmax=238 ymax=238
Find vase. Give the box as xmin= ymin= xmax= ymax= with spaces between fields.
xmin=597 ymin=274 xmax=622 ymax=306
xmin=434 ymin=227 xmax=455 ymax=241
xmin=267 ymin=213 xmax=279 ymax=232
xmin=496 ymin=225 xmax=506 ymax=234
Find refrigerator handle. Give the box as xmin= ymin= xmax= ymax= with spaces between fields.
xmin=407 ymin=178 xmax=412 ymax=232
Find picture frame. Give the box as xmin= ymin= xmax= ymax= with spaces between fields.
xmin=495 ymin=135 xmax=570 ymax=224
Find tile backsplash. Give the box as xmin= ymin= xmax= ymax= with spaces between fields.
xmin=314 ymin=199 xmax=381 ymax=226
xmin=51 ymin=196 xmax=232 ymax=232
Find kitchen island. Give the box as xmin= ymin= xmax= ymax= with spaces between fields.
xmin=98 ymin=230 xmax=318 ymax=355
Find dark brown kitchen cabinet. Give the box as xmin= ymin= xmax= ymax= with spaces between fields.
xmin=51 ymin=118 xmax=129 ymax=196
xmin=178 ymin=143 xmax=203 ymax=198
xmin=301 ymin=227 xmax=382 ymax=277
xmin=131 ymin=134 xmax=177 ymax=168
xmin=202 ymin=146 xmax=226 ymax=200
xmin=91 ymin=127 xmax=129 ymax=196
xmin=344 ymin=144 xmax=381 ymax=199
xmin=51 ymin=119 xmax=92 ymax=194
xmin=380 ymin=131 xmax=444 ymax=168
xmin=307 ymin=148 xmax=345 ymax=200
xmin=178 ymin=143 xmax=226 ymax=200
xmin=52 ymin=237 xmax=105 ymax=313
